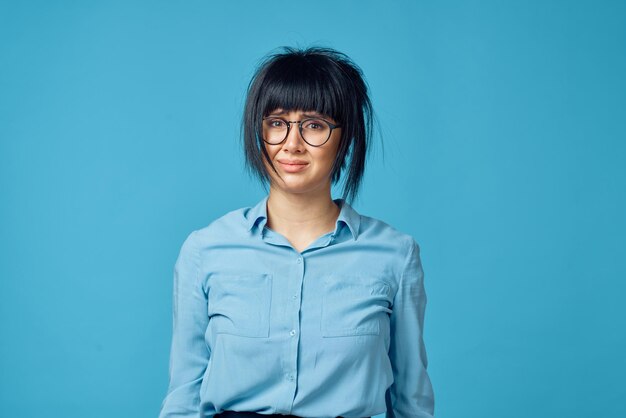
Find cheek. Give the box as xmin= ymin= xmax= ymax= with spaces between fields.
xmin=260 ymin=145 xmax=275 ymax=165
xmin=323 ymin=141 xmax=340 ymax=165
xmin=263 ymin=144 xmax=281 ymax=159
xmin=311 ymin=152 xmax=338 ymax=177
xmin=261 ymin=149 xmax=282 ymax=178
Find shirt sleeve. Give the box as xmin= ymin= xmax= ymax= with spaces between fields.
xmin=158 ymin=230 xmax=211 ymax=418
xmin=385 ymin=238 xmax=435 ymax=418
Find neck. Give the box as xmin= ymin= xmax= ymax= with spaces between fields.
xmin=265 ymin=186 xmax=340 ymax=236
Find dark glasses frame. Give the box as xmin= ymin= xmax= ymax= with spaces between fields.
xmin=261 ymin=116 xmax=342 ymax=147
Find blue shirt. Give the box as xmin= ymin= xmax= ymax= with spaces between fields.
xmin=158 ymin=195 xmax=435 ymax=418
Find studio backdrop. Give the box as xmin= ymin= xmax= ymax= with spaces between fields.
xmin=1 ymin=1 xmax=624 ymax=417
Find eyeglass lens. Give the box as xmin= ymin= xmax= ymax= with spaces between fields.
xmin=263 ymin=118 xmax=332 ymax=146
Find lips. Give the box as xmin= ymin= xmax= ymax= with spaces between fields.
xmin=277 ymin=159 xmax=309 ymax=173
xmin=277 ymin=159 xmax=308 ymax=165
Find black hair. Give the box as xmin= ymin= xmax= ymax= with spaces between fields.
xmin=240 ymin=45 xmax=377 ymax=205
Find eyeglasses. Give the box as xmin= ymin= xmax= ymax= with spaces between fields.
xmin=262 ymin=116 xmax=342 ymax=147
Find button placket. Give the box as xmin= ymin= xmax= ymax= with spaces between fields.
xmin=285 ymin=253 xmax=305 ymax=396
xmin=281 ymin=252 xmax=303 ymax=405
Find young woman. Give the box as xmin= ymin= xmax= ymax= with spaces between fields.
xmin=158 ymin=46 xmax=435 ymax=418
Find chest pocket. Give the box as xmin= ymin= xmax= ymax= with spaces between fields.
xmin=208 ymin=273 xmax=272 ymax=338
xmin=321 ymin=276 xmax=391 ymax=337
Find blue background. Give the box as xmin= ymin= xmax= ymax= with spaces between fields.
xmin=1 ymin=1 xmax=625 ymax=417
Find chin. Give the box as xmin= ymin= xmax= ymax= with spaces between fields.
xmin=272 ymin=181 xmax=321 ymax=194
xmin=282 ymin=185 xmax=314 ymax=194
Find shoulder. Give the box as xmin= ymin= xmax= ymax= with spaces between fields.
xmin=357 ymin=210 xmax=420 ymax=259
xmin=181 ymin=203 xmax=255 ymax=247
xmin=347 ymin=209 xmax=422 ymax=290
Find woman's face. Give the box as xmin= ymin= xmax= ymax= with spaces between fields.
xmin=262 ymin=108 xmax=341 ymax=196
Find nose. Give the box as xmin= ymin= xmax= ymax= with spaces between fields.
xmin=282 ymin=122 xmax=306 ymax=150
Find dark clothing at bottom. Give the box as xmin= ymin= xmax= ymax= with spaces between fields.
xmin=214 ymin=410 xmax=371 ymax=418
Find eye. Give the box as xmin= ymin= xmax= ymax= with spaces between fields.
xmin=303 ymin=119 xmax=326 ymax=130
xmin=265 ymin=118 xmax=287 ymax=128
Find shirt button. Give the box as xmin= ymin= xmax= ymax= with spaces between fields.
xmin=286 ymin=374 xmax=294 ymax=381
xmin=296 ymin=257 xmax=302 ymax=263
xmin=292 ymin=294 xmax=298 ymax=300
xmin=290 ymin=329 xmax=296 ymax=336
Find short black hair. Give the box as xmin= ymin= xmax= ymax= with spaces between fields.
xmin=240 ymin=45 xmax=376 ymax=205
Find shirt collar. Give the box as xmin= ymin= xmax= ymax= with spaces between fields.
xmin=245 ymin=194 xmax=360 ymax=240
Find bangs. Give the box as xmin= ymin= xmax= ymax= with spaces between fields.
xmin=258 ymin=58 xmax=347 ymax=123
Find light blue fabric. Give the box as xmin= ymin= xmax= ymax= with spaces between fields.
xmin=158 ymin=195 xmax=434 ymax=418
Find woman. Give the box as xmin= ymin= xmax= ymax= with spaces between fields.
xmin=158 ymin=46 xmax=435 ymax=418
